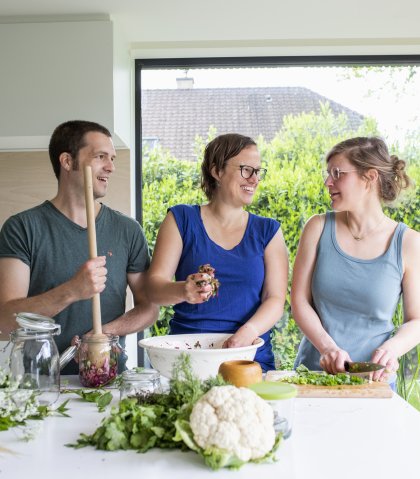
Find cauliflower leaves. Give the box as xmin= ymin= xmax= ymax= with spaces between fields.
xmin=176 ymin=385 xmax=281 ymax=470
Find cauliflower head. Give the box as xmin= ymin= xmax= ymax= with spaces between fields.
xmin=189 ymin=385 xmax=275 ymax=462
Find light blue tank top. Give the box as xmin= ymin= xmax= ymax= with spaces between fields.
xmin=168 ymin=204 xmax=280 ymax=371
xmin=295 ymin=211 xmax=406 ymax=370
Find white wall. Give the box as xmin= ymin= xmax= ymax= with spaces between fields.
xmin=112 ymin=21 xmax=131 ymax=148
xmin=0 ymin=19 xmax=115 ymax=150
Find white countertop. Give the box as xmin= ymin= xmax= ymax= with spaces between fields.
xmin=1 ymin=377 xmax=419 ymax=479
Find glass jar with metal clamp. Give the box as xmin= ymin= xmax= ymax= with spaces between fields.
xmin=9 ymin=312 xmax=61 ymax=406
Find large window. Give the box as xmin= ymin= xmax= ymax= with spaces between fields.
xmin=135 ymin=57 xmax=420 ymax=407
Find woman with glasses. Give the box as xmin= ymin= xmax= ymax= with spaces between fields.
xmin=146 ymin=133 xmax=288 ymax=371
xmin=291 ymin=137 xmax=420 ymax=381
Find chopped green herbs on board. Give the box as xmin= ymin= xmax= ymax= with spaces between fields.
xmin=279 ymin=365 xmax=366 ymax=386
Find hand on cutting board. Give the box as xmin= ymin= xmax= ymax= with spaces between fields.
xmin=69 ymin=256 xmax=107 ymax=300
xmin=370 ymin=345 xmax=399 ymax=382
xmin=319 ymin=347 xmax=352 ymax=375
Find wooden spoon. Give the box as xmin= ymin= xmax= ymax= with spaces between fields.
xmin=83 ymin=166 xmax=110 ymax=366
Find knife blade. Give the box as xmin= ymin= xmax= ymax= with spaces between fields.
xmin=344 ymin=361 xmax=385 ymax=373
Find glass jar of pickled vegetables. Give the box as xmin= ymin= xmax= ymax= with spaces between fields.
xmin=9 ymin=313 xmax=61 ymax=406
xmin=78 ymin=333 xmax=119 ymax=387
xmin=119 ymin=368 xmax=162 ymax=400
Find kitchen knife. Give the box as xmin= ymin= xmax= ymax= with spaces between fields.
xmin=344 ymin=361 xmax=385 ymax=373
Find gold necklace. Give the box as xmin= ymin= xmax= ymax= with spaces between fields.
xmin=346 ymin=211 xmax=387 ymax=241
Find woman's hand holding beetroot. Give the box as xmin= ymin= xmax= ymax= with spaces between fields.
xmin=184 ymin=264 xmax=220 ymax=304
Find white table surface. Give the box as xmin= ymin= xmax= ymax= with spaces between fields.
xmin=1 ymin=376 xmax=419 ymax=479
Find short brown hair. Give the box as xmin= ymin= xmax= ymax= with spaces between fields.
xmin=201 ymin=133 xmax=257 ymax=200
xmin=49 ymin=120 xmax=111 ymax=180
xmin=326 ymin=137 xmax=411 ymax=202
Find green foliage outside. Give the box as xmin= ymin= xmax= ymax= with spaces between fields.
xmin=142 ymin=103 xmax=420 ymax=407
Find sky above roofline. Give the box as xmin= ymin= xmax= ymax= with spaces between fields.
xmin=142 ymin=66 xmax=420 ymax=145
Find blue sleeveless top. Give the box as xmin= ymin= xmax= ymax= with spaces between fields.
xmin=169 ymin=204 xmax=281 ymax=371
xmin=295 ymin=211 xmax=406 ymax=370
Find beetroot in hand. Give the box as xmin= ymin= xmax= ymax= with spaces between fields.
xmin=196 ymin=264 xmax=220 ymax=299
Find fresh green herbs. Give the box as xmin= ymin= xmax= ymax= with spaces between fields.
xmin=67 ymin=355 xmax=281 ymax=469
xmin=68 ymin=354 xmax=227 ymax=453
xmin=279 ymin=365 xmax=366 ymax=386
xmin=61 ymin=389 xmax=113 ymax=412
xmin=0 ymin=367 xmax=70 ymax=433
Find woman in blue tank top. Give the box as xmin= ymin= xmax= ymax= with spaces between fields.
xmin=146 ymin=134 xmax=289 ymax=371
xmin=292 ymin=137 xmax=420 ymax=382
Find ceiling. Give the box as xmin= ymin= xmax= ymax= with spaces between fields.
xmin=0 ymin=0 xmax=141 ymax=16
xmin=0 ymin=1 xmax=160 ymax=45
xmin=1 ymin=0 xmax=420 ymax=52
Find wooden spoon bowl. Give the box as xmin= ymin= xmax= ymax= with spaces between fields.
xmin=218 ymin=360 xmax=263 ymax=387
xmin=87 ymin=333 xmax=111 ymax=366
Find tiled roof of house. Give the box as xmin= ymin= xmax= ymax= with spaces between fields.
xmin=141 ymin=87 xmax=364 ymax=161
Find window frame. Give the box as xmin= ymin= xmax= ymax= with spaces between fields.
xmin=134 ymin=54 xmax=420 ymax=364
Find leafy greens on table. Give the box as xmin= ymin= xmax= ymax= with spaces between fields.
xmin=67 ymin=354 xmax=281 ymax=470
xmin=61 ymin=388 xmax=113 ymax=412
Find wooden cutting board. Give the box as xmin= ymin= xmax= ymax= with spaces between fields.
xmin=265 ymin=370 xmax=393 ymax=398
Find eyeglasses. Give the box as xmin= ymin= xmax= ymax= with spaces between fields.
xmin=322 ymin=166 xmax=358 ymax=182
xmin=238 ymin=164 xmax=267 ymax=180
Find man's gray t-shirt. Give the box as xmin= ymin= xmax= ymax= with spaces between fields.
xmin=0 ymin=201 xmax=150 ymax=374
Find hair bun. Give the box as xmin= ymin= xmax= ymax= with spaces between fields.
xmin=391 ymin=155 xmax=406 ymax=173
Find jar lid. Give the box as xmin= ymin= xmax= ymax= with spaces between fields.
xmin=248 ymin=381 xmax=298 ymax=400
xmin=15 ymin=312 xmax=61 ymax=334
xmin=122 ymin=368 xmax=160 ymax=381
xmin=59 ymin=345 xmax=79 ymax=371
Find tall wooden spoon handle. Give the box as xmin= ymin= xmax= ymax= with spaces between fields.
xmin=83 ymin=166 xmax=102 ymax=335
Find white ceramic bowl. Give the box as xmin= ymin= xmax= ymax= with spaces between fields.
xmin=138 ymin=333 xmax=265 ymax=380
